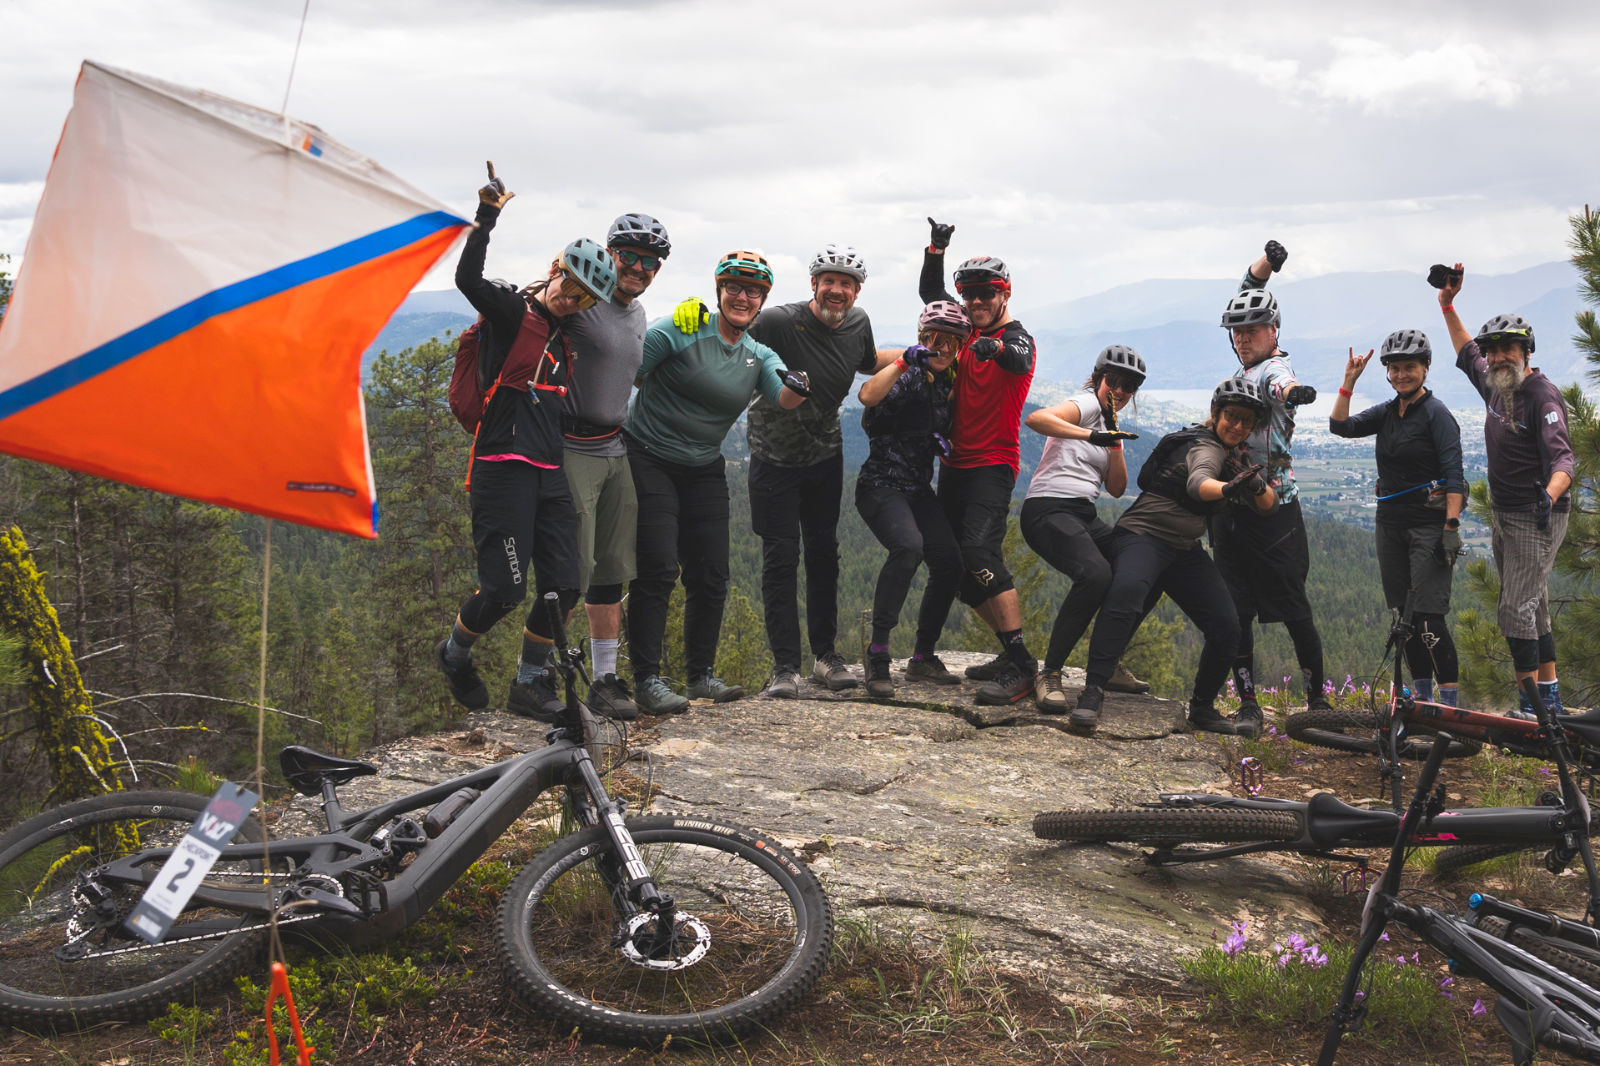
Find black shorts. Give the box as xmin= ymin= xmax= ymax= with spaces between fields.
xmin=469 ymin=458 xmax=580 ymax=603
xmin=1210 ymin=498 xmax=1313 ymax=624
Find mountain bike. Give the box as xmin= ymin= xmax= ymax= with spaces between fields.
xmin=0 ymin=593 xmax=833 ymax=1044
xmin=1319 ymin=679 xmax=1600 ymax=1065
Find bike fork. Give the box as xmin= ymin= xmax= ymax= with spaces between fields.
xmin=568 ymin=744 xmax=678 ymax=940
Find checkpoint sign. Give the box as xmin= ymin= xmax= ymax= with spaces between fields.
xmin=125 ymin=781 xmax=259 ymax=944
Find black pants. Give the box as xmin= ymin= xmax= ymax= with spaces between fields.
xmin=1084 ymin=529 xmax=1239 ymax=707
xmin=1021 ymin=496 xmax=1114 ymax=672
xmin=855 ymin=484 xmax=961 ymax=648
xmin=919 ymin=464 xmax=1017 ymax=639
xmin=626 ymin=439 xmax=729 ymax=683
xmin=749 ymin=453 xmax=843 ymax=670
xmin=457 ymin=458 xmax=579 ymax=637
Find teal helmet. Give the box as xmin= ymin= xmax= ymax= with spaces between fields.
xmin=714 ymin=249 xmax=774 ymax=290
xmin=560 ymin=238 xmax=617 ymax=303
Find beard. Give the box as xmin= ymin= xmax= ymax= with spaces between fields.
xmin=814 ymin=302 xmax=846 ymax=327
xmin=1486 ymin=363 xmax=1525 ymax=419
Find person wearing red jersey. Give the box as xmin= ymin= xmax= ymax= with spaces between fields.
xmin=913 ymin=217 xmax=1039 ymax=705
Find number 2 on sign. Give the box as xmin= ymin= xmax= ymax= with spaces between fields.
xmin=166 ymin=857 xmax=197 ymax=893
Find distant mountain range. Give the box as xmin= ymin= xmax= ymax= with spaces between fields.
xmin=366 ymin=262 xmax=1590 ymax=404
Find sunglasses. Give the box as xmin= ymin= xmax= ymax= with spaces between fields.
xmin=923 ymin=333 xmax=963 ymax=353
xmin=614 ymin=249 xmax=663 ymax=272
xmin=720 ymin=281 xmax=768 ymax=300
xmin=962 ymin=287 xmax=1004 ymax=303
xmin=557 ymin=272 xmax=599 ymax=311
xmin=1102 ymin=372 xmax=1140 ymax=395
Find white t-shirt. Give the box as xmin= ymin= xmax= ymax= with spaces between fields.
xmin=1026 ymin=389 xmax=1110 ymax=501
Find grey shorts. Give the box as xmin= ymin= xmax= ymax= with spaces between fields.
xmin=1374 ymin=523 xmax=1453 ymax=616
xmin=1491 ymin=507 xmax=1569 ymax=639
xmin=564 ymin=450 xmax=637 ymax=591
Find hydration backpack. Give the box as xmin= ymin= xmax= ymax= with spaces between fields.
xmin=448 ymin=318 xmax=509 ymax=435
xmin=1136 ymin=424 xmax=1221 ymax=515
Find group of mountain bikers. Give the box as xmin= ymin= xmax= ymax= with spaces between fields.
xmin=435 ymin=164 xmax=1573 ymax=734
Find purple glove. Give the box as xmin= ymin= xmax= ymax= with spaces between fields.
xmin=933 ymin=432 xmax=952 ymax=458
xmin=902 ymin=345 xmax=932 ymax=373
xmin=1535 ymin=484 xmax=1552 ymax=531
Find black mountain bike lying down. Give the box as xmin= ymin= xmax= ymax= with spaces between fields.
xmin=1319 ymin=680 xmax=1600 ymax=1066
xmin=0 ymin=593 xmax=833 ymax=1044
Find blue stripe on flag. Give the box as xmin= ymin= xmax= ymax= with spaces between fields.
xmin=0 ymin=210 xmax=466 ymax=421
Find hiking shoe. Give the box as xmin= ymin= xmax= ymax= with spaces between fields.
xmin=1306 ymin=693 xmax=1332 ymax=712
xmin=436 ymin=640 xmax=488 ymax=710
xmin=637 ymin=675 xmax=690 ymax=716
xmin=905 ymin=655 xmax=960 ymax=685
xmin=507 ymin=670 xmax=563 ymax=722
xmin=1105 ymin=661 xmax=1151 ymax=694
xmin=1232 ymin=702 xmax=1265 ymax=740
xmin=811 ymin=651 xmax=858 ymax=691
xmin=1034 ymin=669 xmax=1069 ymax=713
xmin=1069 ymin=683 xmax=1103 ymax=731
xmin=585 ymin=673 xmax=639 ymax=721
xmin=1187 ymin=702 xmax=1239 ymax=736
xmin=965 ymin=653 xmax=1007 ymax=681
xmin=975 ymin=662 xmax=1038 ymax=706
xmin=865 ymin=652 xmax=894 ymax=698
xmin=687 ymin=674 xmax=745 ymax=703
xmin=766 ymin=669 xmax=801 ymax=699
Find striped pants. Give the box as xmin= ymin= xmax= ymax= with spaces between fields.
xmin=1490 ymin=508 xmax=1569 ymax=640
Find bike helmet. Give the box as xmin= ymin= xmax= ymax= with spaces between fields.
xmin=1379 ymin=328 xmax=1432 ymax=366
xmin=714 ymin=249 xmax=774 ymax=290
xmin=1476 ymin=313 xmax=1535 ymax=354
xmin=1211 ymin=377 xmax=1269 ymax=414
xmin=606 ymin=213 xmax=671 ymax=256
xmin=953 ymin=255 xmax=1011 ymax=293
xmin=1220 ymin=288 xmax=1281 ymax=329
xmin=1094 ymin=344 xmax=1147 ymax=385
xmin=917 ymin=300 xmax=971 ymax=336
xmin=559 ymin=238 xmax=617 ymax=303
xmin=809 ymin=243 xmax=867 ymax=282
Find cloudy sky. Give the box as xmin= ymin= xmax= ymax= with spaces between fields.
xmin=3 ymin=0 xmax=1597 ymax=327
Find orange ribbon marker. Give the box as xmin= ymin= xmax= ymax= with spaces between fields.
xmin=265 ymin=961 xmax=314 ymax=1066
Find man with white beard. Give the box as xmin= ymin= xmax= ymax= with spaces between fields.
xmin=1437 ymin=263 xmax=1574 ymax=714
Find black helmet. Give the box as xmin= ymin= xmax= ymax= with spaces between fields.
xmin=1220 ymin=289 xmax=1280 ymax=329
xmin=1211 ymin=377 xmax=1269 ymax=414
xmin=1094 ymin=344 xmax=1147 ymax=384
xmin=953 ymin=255 xmax=1010 ymax=291
xmin=1476 ymin=313 xmax=1535 ymax=354
xmin=606 ymin=213 xmax=671 ymax=256
xmin=1379 ymin=329 xmax=1432 ymax=366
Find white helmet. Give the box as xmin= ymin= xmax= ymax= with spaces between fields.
xmin=809 ymin=243 xmax=868 ymax=282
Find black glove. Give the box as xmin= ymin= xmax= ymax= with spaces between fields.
xmin=1264 ymin=240 xmax=1288 ymax=273
xmin=901 ymin=345 xmax=932 ymax=373
xmin=971 ymin=337 xmax=1003 ymax=362
xmin=1284 ymin=384 xmax=1317 ymax=406
xmin=928 ymin=217 xmax=955 ymax=250
xmin=1535 ymin=485 xmax=1553 ymax=531
xmin=1427 ymin=263 xmax=1464 ymax=290
xmin=1087 ymin=430 xmax=1139 ymax=447
xmin=479 ymin=160 xmax=513 ymax=209
xmin=1221 ymin=464 xmax=1265 ymax=503
xmin=1438 ymin=525 xmax=1463 ymax=564
xmin=781 ymin=368 xmax=811 ymax=397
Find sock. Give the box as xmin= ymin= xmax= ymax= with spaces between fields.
xmin=445 ymin=621 xmax=479 ymax=664
xmin=1230 ymin=658 xmax=1257 ymax=703
xmin=1000 ymin=629 xmax=1035 ymax=674
xmin=517 ymin=630 xmax=553 ymax=684
xmin=592 ymin=638 xmax=619 ymax=678
xmin=1438 ymin=686 xmax=1458 ymax=707
xmin=869 ymin=642 xmax=890 ymax=656
xmin=1540 ymin=679 xmax=1563 ymax=713
xmin=1412 ymin=677 xmax=1434 ymax=702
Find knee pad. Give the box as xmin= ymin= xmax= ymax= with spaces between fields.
xmin=585 ymin=583 xmax=623 ymax=606
xmin=1507 ymin=635 xmax=1539 ymax=673
xmin=1538 ymin=630 xmax=1557 ymax=665
xmin=526 ymin=587 xmax=579 ymax=637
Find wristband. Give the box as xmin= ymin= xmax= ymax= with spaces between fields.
xmin=1444 ymin=517 xmax=1460 ymax=529
xmin=1441 ymin=304 xmax=1454 ymax=314
xmin=1108 ymin=443 xmax=1122 ymax=451
xmin=1338 ymin=387 xmax=1353 ymax=398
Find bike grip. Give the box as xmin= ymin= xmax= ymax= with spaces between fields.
xmin=543 ymin=590 xmax=567 ymax=649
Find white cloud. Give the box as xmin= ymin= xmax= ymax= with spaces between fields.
xmin=1309 ymin=37 xmax=1525 ymax=112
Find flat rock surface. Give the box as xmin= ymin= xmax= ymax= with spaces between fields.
xmin=313 ymin=651 xmax=1326 ymax=998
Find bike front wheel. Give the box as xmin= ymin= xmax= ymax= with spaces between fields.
xmin=1285 ymin=709 xmax=1481 ymax=760
xmin=1033 ymin=807 xmax=1303 ymax=844
xmin=0 ymin=790 xmax=267 ymax=1029
xmin=497 ymin=814 xmax=833 ymax=1045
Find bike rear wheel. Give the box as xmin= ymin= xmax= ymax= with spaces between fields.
xmin=1032 ymin=808 xmax=1302 ymax=844
xmin=1285 ymin=709 xmax=1481 ymax=760
xmin=1432 ymin=843 xmax=1526 ymax=877
xmin=0 ymin=790 xmax=266 ymax=1029
xmin=1475 ymin=916 xmax=1600 ymax=990
xmin=497 ymin=814 xmax=833 ymax=1045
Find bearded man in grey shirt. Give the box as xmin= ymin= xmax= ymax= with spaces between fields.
xmin=561 ymin=213 xmax=673 ymax=720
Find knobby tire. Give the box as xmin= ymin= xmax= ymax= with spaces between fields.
xmin=497 ymin=814 xmax=833 ymax=1045
xmin=1032 ymin=808 xmax=1302 ymax=844
xmin=1475 ymin=916 xmax=1600 ymax=991
xmin=0 ymin=790 xmax=266 ymax=1029
xmin=1285 ymin=709 xmax=1480 ymax=760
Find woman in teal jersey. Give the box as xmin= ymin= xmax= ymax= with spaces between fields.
xmin=623 ymin=251 xmax=810 ymax=714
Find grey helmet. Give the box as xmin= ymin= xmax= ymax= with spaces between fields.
xmin=1379 ymin=329 xmax=1432 ymax=366
xmin=1476 ymin=313 xmax=1536 ymax=354
xmin=953 ymin=255 xmax=1010 ymax=291
xmin=1211 ymin=377 xmax=1269 ymax=414
xmin=1220 ymin=288 xmax=1281 ymax=329
xmin=606 ymin=213 xmax=671 ymax=256
xmin=1094 ymin=344 xmax=1147 ymax=385
xmin=809 ymin=243 xmax=867 ymax=282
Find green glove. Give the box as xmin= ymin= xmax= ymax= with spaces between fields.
xmin=673 ymin=297 xmax=709 ymax=335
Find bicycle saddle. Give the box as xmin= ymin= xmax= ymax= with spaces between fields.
xmin=1560 ymin=708 xmax=1600 ymax=745
xmin=280 ymin=745 xmax=379 ymax=795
